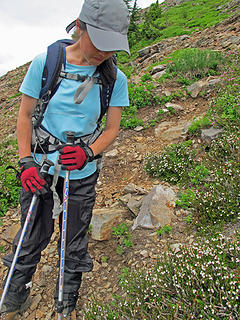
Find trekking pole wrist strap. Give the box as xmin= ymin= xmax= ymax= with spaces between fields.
xmin=83 ymin=145 xmax=95 ymax=162
xmin=18 ymin=156 xmax=34 ymax=167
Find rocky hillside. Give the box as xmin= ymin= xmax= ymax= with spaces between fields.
xmin=0 ymin=2 xmax=240 ymax=319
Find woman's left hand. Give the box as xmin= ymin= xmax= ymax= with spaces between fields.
xmin=58 ymin=144 xmax=94 ymax=171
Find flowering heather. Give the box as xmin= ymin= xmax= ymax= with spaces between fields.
xmin=84 ymin=234 xmax=240 ymax=319
xmin=144 ymin=140 xmax=197 ymax=184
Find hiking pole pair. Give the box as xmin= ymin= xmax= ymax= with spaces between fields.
xmin=0 ymin=159 xmax=54 ymax=312
xmin=57 ymin=131 xmax=75 ymax=320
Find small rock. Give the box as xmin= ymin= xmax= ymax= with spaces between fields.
xmin=170 ymin=243 xmax=182 ymax=253
xmin=163 ymin=89 xmax=172 ymax=97
xmin=119 ymin=193 xmax=132 ymax=204
xmin=123 ymin=183 xmax=139 ymax=194
xmin=127 ymin=197 xmax=142 ymax=216
xmin=1 ymin=224 xmax=20 ymax=244
xmin=179 ymin=35 xmax=190 ymax=41
xmin=140 ymin=250 xmax=149 ymax=258
xmin=102 ymin=262 xmax=108 ymax=268
xmin=93 ymin=261 xmax=101 ymax=272
xmin=42 ymin=265 xmax=53 ymax=275
xmin=151 ymin=64 xmax=166 ymax=75
xmin=132 ymin=185 xmax=176 ymax=230
xmin=134 ymin=126 xmax=144 ymax=132
xmin=152 ymin=70 xmax=166 ymax=79
xmin=187 ymin=80 xmax=207 ymax=98
xmin=35 ymin=309 xmax=44 ymax=319
xmin=91 ymin=208 xmax=123 ymax=241
xmin=30 ymin=294 xmax=42 ymax=311
xmin=105 ymin=149 xmax=118 ymax=158
xmin=123 ymin=183 xmax=147 ymax=195
xmin=165 ymin=102 xmax=184 ymax=111
xmin=138 ymin=46 xmax=151 ymax=57
xmin=208 ymin=78 xmax=221 ymax=87
xmin=201 ymin=126 xmax=224 ymax=144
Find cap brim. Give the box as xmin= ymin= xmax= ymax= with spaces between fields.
xmin=87 ymin=24 xmax=130 ymax=55
xmin=66 ymin=20 xmax=76 ymax=33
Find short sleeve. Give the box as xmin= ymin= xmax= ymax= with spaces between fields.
xmin=109 ymin=68 xmax=129 ymax=107
xmin=19 ymin=53 xmax=47 ymax=99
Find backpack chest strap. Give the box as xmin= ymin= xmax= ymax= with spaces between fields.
xmin=59 ymin=70 xmax=102 ymax=104
xmin=60 ymin=71 xmax=102 ymax=84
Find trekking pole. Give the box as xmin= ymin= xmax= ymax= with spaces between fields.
xmin=57 ymin=131 xmax=75 ymax=320
xmin=0 ymin=159 xmax=54 ymax=312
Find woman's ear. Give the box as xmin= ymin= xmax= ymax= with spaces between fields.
xmin=76 ymin=19 xmax=82 ymax=36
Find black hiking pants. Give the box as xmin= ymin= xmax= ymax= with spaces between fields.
xmin=3 ymin=170 xmax=98 ymax=289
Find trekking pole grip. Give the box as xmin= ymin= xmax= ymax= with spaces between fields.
xmin=40 ymin=159 xmax=54 ymax=176
xmin=65 ymin=131 xmax=75 ymax=145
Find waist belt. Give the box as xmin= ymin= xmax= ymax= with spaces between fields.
xmin=31 ymin=125 xmax=102 ymax=154
xmin=33 ymin=126 xmax=103 ymax=219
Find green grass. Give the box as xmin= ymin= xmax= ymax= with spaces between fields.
xmin=165 ymin=48 xmax=226 ymax=81
xmin=123 ymin=0 xmax=230 ymax=59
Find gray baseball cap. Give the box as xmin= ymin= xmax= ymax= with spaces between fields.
xmin=66 ymin=0 xmax=130 ymax=54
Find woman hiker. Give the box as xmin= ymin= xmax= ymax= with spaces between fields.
xmin=0 ymin=0 xmax=130 ymax=318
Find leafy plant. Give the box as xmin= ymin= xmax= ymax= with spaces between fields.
xmin=187 ymin=116 xmax=211 ymax=135
xmin=0 ymin=245 xmax=5 ymax=253
xmin=112 ymin=223 xmax=133 ymax=254
xmin=140 ymin=73 xmax=152 ymax=82
xmin=128 ymin=82 xmax=158 ymax=109
xmin=176 ymin=189 xmax=196 ymax=209
xmin=0 ymin=138 xmax=20 ymax=216
xmin=156 ymin=225 xmax=172 ymax=236
xmin=184 ymin=214 xmax=193 ymax=224
xmin=7 ymin=92 xmax=22 ymax=100
xmin=188 ymin=164 xmax=210 ymax=185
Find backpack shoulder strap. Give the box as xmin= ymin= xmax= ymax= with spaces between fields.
xmin=33 ymin=39 xmax=74 ymax=128
xmin=99 ymin=63 xmax=117 ymax=124
xmin=40 ymin=39 xmax=74 ymax=99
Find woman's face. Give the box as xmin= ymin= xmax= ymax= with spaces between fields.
xmin=79 ymin=31 xmax=114 ymax=66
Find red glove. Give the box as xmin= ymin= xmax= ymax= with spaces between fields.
xmin=19 ymin=156 xmax=47 ymax=194
xmin=58 ymin=144 xmax=94 ymax=171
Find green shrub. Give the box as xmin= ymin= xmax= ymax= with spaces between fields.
xmin=187 ymin=116 xmax=211 ymax=135
xmin=84 ymin=234 xmax=240 ymax=319
xmin=156 ymin=225 xmax=172 ymax=236
xmin=0 ymin=166 xmax=21 ymax=216
xmin=176 ymin=189 xmax=196 ymax=209
xmin=140 ymin=73 xmax=152 ymax=82
xmin=188 ymin=164 xmax=210 ymax=186
xmin=0 ymin=139 xmax=20 ymax=216
xmin=128 ymin=82 xmax=158 ymax=109
xmin=207 ymin=50 xmax=240 ymax=128
xmin=192 ymin=134 xmax=240 ymax=224
xmin=144 ymin=140 xmax=197 ymax=184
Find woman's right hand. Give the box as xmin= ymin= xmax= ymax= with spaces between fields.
xmin=19 ymin=156 xmax=47 ymax=195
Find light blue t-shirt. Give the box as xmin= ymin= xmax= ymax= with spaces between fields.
xmin=20 ymin=52 xmax=129 ymax=179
